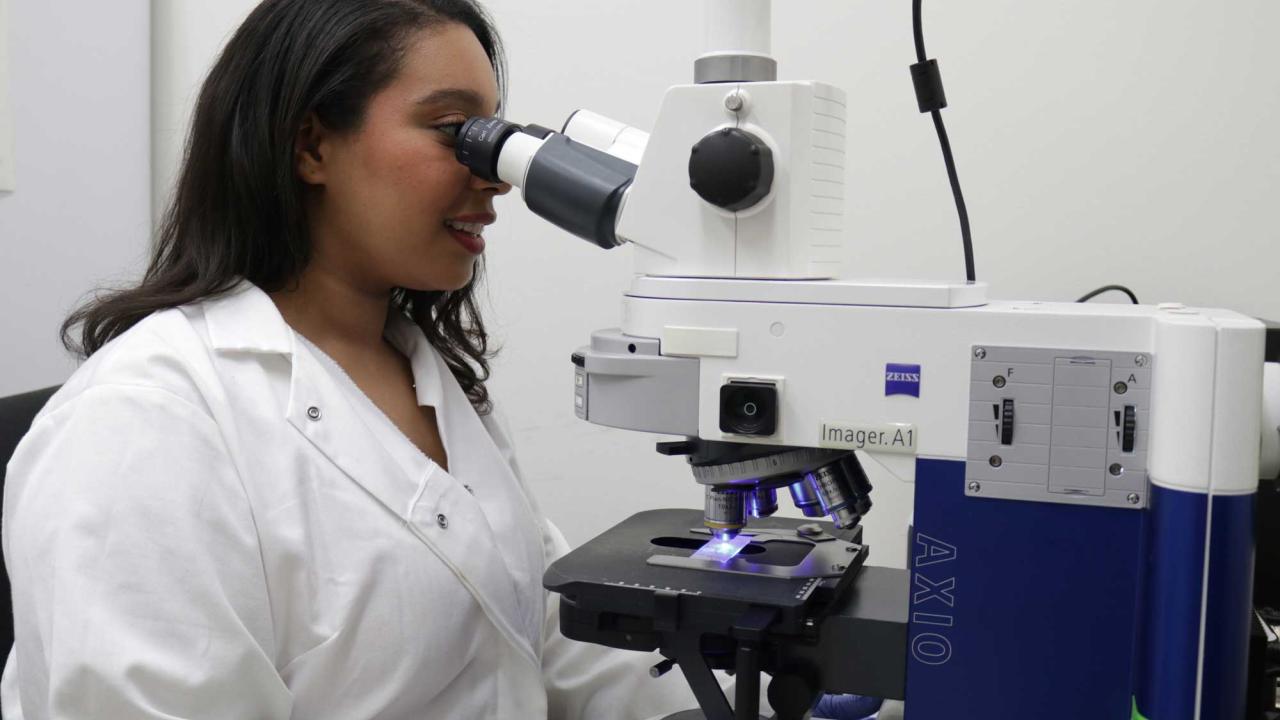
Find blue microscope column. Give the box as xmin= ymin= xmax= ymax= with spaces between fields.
xmin=905 ymin=459 xmax=1253 ymax=719
xmin=1133 ymin=484 xmax=1254 ymax=720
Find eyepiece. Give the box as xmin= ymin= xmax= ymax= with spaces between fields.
xmin=456 ymin=117 xmax=524 ymax=183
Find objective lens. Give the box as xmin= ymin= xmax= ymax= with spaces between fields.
xmin=788 ymin=477 xmax=825 ymax=518
xmin=704 ymin=486 xmax=747 ymax=539
xmin=809 ymin=461 xmax=860 ymax=530
xmin=746 ymin=487 xmax=779 ymax=518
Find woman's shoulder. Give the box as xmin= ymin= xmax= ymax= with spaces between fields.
xmin=43 ymin=300 xmax=225 ymax=426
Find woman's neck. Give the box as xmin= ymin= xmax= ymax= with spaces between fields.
xmin=268 ymin=266 xmax=394 ymax=353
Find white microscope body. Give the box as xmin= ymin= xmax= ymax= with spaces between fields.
xmin=458 ymin=2 xmax=1280 ymax=717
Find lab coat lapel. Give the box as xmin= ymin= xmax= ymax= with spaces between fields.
xmin=285 ymin=328 xmax=536 ymax=666
xmin=203 ymin=282 xmax=537 ymax=666
xmin=386 ymin=317 xmax=545 ymax=654
xmin=206 ymin=281 xmax=416 ymax=520
xmin=284 ymin=342 xmax=421 ymax=521
xmin=427 ymin=354 xmax=547 ymax=649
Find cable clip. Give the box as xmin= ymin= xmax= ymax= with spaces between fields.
xmin=910 ymin=59 xmax=948 ymax=113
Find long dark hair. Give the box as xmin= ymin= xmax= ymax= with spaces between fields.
xmin=62 ymin=0 xmax=506 ymax=412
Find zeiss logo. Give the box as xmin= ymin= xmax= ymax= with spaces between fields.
xmin=885 ymin=363 xmax=922 ymax=397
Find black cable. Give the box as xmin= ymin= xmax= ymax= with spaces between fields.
xmin=1077 ymin=284 xmax=1140 ymax=304
xmin=913 ymin=0 xmax=975 ymax=283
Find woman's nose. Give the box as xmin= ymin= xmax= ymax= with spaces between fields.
xmin=470 ymin=171 xmax=511 ymax=196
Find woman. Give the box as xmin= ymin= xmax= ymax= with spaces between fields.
xmin=0 ymin=1 xmax=702 ymax=717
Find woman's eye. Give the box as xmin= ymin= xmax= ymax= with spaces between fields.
xmin=434 ymin=122 xmax=465 ymax=142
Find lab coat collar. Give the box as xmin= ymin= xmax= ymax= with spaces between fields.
xmin=203 ymin=282 xmax=446 ymax=409
xmin=383 ymin=312 xmax=445 ymax=410
xmin=203 ymin=279 xmax=295 ymax=355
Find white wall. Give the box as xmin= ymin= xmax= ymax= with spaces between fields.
xmin=0 ymin=0 xmax=16 ymax=192
xmin=153 ymin=1 xmax=1280 ymax=556
xmin=0 ymin=0 xmax=151 ymax=397
xmin=150 ymin=1 xmax=254 ymax=223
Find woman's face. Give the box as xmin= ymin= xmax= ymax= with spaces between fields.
xmin=298 ymin=22 xmax=509 ymax=293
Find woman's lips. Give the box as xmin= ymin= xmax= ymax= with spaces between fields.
xmin=446 ymin=226 xmax=485 ymax=255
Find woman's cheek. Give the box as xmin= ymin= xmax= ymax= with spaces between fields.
xmin=418 ymin=160 xmax=472 ymax=206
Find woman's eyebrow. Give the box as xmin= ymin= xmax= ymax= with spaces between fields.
xmin=414 ymin=88 xmax=486 ymax=110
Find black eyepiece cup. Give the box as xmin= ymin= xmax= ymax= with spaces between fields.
xmin=456 ymin=117 xmax=523 ymax=183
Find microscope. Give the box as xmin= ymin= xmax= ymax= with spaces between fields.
xmin=457 ymin=2 xmax=1280 ymax=718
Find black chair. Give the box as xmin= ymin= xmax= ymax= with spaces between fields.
xmin=0 ymin=385 xmax=61 ymax=677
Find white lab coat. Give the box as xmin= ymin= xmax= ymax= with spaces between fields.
xmin=1 ymin=280 xmax=705 ymax=719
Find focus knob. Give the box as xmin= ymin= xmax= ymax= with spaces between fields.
xmin=688 ymin=127 xmax=774 ymax=211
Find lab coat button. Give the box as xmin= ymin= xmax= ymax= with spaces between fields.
xmin=437 ymin=513 xmax=449 ymax=529
xmin=306 ymin=406 xmax=322 ymax=420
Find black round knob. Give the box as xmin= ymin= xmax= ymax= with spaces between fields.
xmin=687 ymin=127 xmax=774 ymax=211
xmin=767 ymin=671 xmax=820 ymax=720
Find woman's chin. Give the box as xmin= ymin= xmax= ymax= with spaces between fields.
xmin=400 ymin=267 xmax=475 ymax=294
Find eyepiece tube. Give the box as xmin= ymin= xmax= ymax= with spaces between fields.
xmin=562 ymin=110 xmax=649 ymax=165
xmin=455 ymin=116 xmax=638 ymax=249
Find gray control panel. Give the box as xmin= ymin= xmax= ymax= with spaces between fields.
xmin=966 ymin=346 xmax=1151 ymax=509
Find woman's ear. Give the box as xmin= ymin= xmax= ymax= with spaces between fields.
xmin=295 ymin=112 xmax=329 ymax=185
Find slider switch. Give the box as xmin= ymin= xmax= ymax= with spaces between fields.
xmin=1000 ymin=399 xmax=1015 ymax=445
xmin=1122 ymin=405 xmax=1136 ymax=452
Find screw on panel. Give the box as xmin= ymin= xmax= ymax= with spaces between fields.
xmin=1109 ymin=463 xmax=1123 ymax=477
xmin=724 ymin=92 xmax=745 ymax=112
xmin=988 ymin=455 xmax=1002 ymax=468
xmin=968 ymin=481 xmax=982 ymax=492
xmin=844 ymin=545 xmax=857 ymax=553
xmin=1127 ymin=493 xmax=1141 ymax=505
xmin=1114 ymin=381 xmax=1128 ymax=395
xmin=833 ymin=564 xmax=847 ymax=572
xmin=993 ymin=375 xmax=1007 ymax=388
xmin=1135 ymin=355 xmax=1148 ymax=367
xmin=974 ymin=347 xmax=987 ymax=359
